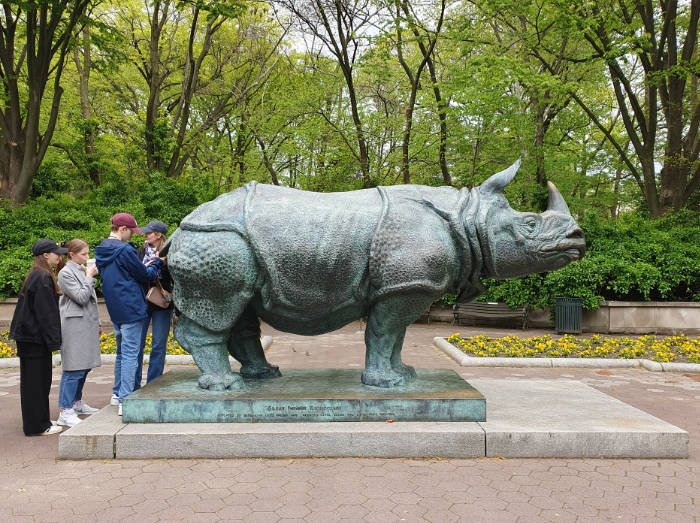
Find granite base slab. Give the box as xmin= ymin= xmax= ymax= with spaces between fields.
xmin=58 ymin=405 xmax=124 ymax=459
xmin=115 ymin=421 xmax=485 ymax=459
xmin=470 ymin=379 xmax=688 ymax=458
xmin=58 ymin=378 xmax=689 ymax=459
xmin=122 ymin=368 xmax=486 ymax=423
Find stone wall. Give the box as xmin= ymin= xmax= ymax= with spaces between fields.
xmin=427 ymin=302 xmax=700 ymax=335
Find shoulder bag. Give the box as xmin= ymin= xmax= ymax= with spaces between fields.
xmin=146 ymin=278 xmax=172 ymax=309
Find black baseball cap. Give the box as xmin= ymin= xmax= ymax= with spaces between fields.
xmin=31 ymin=239 xmax=69 ymax=256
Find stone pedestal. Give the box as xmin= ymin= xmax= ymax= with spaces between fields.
xmin=122 ymin=368 xmax=486 ymax=423
xmin=59 ymin=377 xmax=688 ymax=459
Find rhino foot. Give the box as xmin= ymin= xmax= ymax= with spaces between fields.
xmin=361 ymin=368 xmax=413 ymax=388
xmin=198 ymin=372 xmax=244 ymax=391
xmin=391 ymin=362 xmax=417 ymax=380
xmin=241 ymin=364 xmax=282 ymax=380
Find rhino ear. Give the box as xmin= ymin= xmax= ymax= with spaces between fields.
xmin=547 ymin=181 xmax=571 ymax=215
xmin=480 ymin=158 xmax=521 ymax=194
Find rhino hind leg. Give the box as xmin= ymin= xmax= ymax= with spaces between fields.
xmin=174 ymin=315 xmax=244 ymax=391
xmin=228 ymin=304 xmax=281 ymax=380
xmin=390 ymin=331 xmax=416 ymax=380
xmin=362 ymin=295 xmax=431 ymax=388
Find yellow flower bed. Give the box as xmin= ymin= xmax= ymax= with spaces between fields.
xmin=446 ymin=333 xmax=700 ymax=363
xmin=0 ymin=329 xmax=188 ymax=357
xmin=99 ymin=331 xmax=189 ymax=356
xmin=0 ymin=334 xmax=16 ymax=358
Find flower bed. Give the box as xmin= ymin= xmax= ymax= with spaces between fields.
xmin=0 ymin=330 xmax=188 ymax=358
xmin=447 ymin=333 xmax=700 ymax=363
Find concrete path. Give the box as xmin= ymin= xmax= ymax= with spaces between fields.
xmin=0 ymin=322 xmax=698 ymax=522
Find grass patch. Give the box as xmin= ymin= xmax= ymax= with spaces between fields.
xmin=447 ymin=333 xmax=700 ymax=364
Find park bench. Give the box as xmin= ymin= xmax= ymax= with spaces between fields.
xmin=452 ymin=302 xmax=529 ymax=329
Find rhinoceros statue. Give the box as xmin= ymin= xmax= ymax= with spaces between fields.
xmin=163 ymin=159 xmax=585 ymax=390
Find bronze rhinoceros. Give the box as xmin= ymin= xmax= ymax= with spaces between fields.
xmin=163 ymin=159 xmax=585 ymax=389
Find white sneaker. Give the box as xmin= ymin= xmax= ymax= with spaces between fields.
xmin=32 ymin=425 xmax=63 ymax=436
xmin=110 ymin=394 xmax=119 ymax=406
xmin=73 ymin=400 xmax=99 ymax=414
xmin=118 ymin=403 xmax=122 ymax=416
xmin=57 ymin=408 xmax=82 ymax=427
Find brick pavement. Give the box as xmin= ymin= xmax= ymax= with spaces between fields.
xmin=0 ymin=322 xmax=697 ymax=522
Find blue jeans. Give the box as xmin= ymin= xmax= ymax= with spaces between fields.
xmin=58 ymin=369 xmax=89 ymax=409
xmin=135 ymin=307 xmax=173 ymax=389
xmin=112 ymin=319 xmax=147 ymax=402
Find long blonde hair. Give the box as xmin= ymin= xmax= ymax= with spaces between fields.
xmin=148 ymin=232 xmax=167 ymax=251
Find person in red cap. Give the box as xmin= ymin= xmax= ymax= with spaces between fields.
xmin=94 ymin=213 xmax=162 ymax=415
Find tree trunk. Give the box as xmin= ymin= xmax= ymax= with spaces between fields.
xmin=426 ymin=57 xmax=450 ymax=185
xmin=533 ymin=102 xmax=546 ymax=187
xmin=401 ymin=98 xmax=416 ymax=184
xmin=404 ymin=0 xmax=448 ymax=184
xmin=0 ymin=0 xmax=88 ymax=206
xmin=74 ymin=26 xmax=99 ymax=185
xmin=641 ymin=156 xmax=661 ymax=217
xmin=145 ymin=1 xmax=167 ymax=172
xmin=340 ymin=64 xmax=371 ymax=187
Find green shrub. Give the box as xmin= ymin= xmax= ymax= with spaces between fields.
xmin=475 ymin=210 xmax=700 ymax=309
xmin=0 ymin=173 xmax=214 ymax=299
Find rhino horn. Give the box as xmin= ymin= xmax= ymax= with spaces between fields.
xmin=547 ymin=181 xmax=571 ymax=215
xmin=480 ymin=158 xmax=521 ymax=194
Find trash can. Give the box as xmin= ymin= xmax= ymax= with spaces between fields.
xmin=555 ymin=297 xmax=582 ymax=334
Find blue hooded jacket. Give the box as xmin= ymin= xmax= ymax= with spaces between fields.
xmin=94 ymin=238 xmax=162 ymax=325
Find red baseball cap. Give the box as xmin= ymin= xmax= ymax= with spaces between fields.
xmin=111 ymin=213 xmax=143 ymax=234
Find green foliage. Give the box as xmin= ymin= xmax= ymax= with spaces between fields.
xmin=30 ymin=160 xmax=72 ymax=198
xmin=0 ymin=173 xmax=214 ymax=299
xmin=477 ymin=211 xmax=700 ymax=309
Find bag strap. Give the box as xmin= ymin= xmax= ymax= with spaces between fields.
xmin=154 ymin=277 xmax=165 ymax=293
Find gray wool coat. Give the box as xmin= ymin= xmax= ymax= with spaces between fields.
xmin=58 ymin=261 xmax=102 ymax=371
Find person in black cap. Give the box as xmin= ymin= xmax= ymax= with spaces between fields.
xmin=135 ymin=220 xmax=174 ymax=387
xmin=10 ymin=239 xmax=68 ymax=436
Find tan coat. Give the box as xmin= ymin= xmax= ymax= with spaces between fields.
xmin=58 ymin=261 xmax=101 ymax=371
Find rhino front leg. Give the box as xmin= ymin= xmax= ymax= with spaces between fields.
xmin=228 ymin=304 xmax=281 ymax=380
xmin=174 ymin=315 xmax=244 ymax=391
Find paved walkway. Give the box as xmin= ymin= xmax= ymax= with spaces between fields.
xmin=0 ymin=322 xmax=697 ymax=522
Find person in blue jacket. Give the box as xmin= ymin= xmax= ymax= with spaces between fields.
xmin=95 ymin=213 xmax=162 ymax=415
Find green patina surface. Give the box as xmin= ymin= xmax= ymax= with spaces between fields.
xmin=164 ymin=162 xmax=585 ymax=391
xmin=123 ymin=368 xmax=486 ymax=423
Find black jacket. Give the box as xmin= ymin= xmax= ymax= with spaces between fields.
xmin=10 ymin=270 xmax=62 ymax=353
xmin=137 ymin=244 xmax=174 ymax=312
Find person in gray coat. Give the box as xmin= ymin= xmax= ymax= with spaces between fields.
xmin=56 ymin=239 xmax=102 ymax=427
